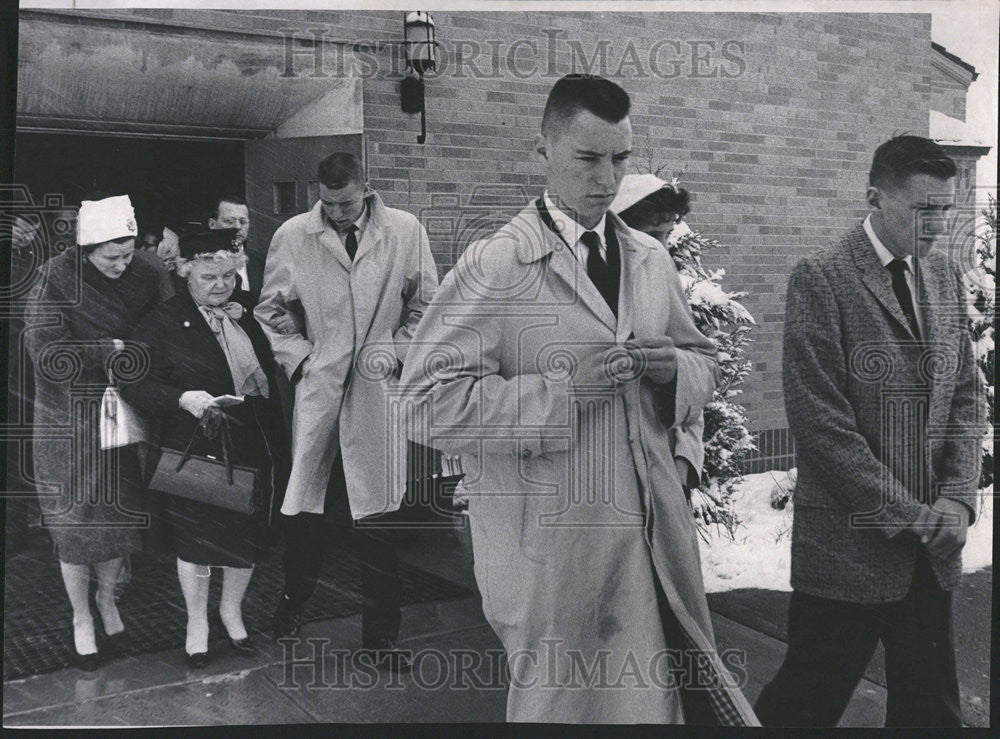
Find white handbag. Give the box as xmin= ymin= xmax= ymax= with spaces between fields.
xmin=100 ymin=380 xmax=150 ymax=450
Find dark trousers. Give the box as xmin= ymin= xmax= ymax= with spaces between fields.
xmin=281 ymin=455 xmax=403 ymax=647
xmin=652 ymin=572 xmax=718 ymax=725
xmin=754 ymin=553 xmax=961 ymax=727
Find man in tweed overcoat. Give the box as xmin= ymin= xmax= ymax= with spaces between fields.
xmin=754 ymin=136 xmax=986 ymax=727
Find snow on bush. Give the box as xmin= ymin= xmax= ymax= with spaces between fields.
xmin=667 ymin=221 xmax=757 ymax=537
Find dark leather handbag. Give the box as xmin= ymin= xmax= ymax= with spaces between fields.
xmin=148 ymin=409 xmax=262 ymax=515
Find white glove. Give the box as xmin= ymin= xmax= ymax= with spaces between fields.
xmin=178 ymin=390 xmax=217 ymax=419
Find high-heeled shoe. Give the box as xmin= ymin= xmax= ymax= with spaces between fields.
xmin=73 ymin=650 xmax=101 ymax=672
xmin=228 ymin=635 xmax=257 ymax=656
xmin=184 ymin=651 xmax=210 ymax=669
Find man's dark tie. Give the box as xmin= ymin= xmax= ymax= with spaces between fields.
xmin=582 ymin=230 xmax=619 ymax=316
xmin=887 ymin=258 xmax=919 ymax=338
xmin=344 ymin=225 xmax=358 ymax=262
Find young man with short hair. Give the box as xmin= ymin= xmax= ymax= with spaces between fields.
xmin=401 ymin=74 xmax=756 ymax=725
xmin=255 ymin=152 xmax=438 ymax=671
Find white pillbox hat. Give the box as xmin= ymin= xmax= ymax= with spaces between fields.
xmin=610 ymin=173 xmax=671 ymax=215
xmin=77 ymin=195 xmax=138 ymax=246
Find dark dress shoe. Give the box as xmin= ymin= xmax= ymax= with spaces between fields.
xmin=228 ymin=635 xmax=257 ymax=656
xmin=362 ymin=639 xmax=413 ymax=674
xmin=184 ymin=651 xmax=210 ymax=669
xmin=73 ymin=650 xmax=101 ymax=672
xmin=270 ymin=595 xmax=304 ymax=641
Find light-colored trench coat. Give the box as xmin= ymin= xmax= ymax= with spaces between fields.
xmin=255 ymin=192 xmax=438 ymax=518
xmin=401 ymin=202 xmax=758 ymax=724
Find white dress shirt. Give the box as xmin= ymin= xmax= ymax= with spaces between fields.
xmin=326 ymin=202 xmax=371 ymax=252
xmin=864 ymin=214 xmax=925 ymax=337
xmin=234 ymin=246 xmax=250 ymax=291
xmin=543 ymin=191 xmax=608 ymax=264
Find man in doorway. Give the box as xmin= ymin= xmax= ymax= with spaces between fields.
xmin=208 ymin=195 xmax=264 ymax=301
xmin=754 ymin=135 xmax=985 ymax=727
xmin=255 ymin=152 xmax=438 ymax=670
xmin=138 ymin=226 xmax=162 ymax=253
xmin=400 ymin=74 xmax=756 ymax=724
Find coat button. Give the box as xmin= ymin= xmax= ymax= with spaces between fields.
xmin=520 ymin=448 xmax=533 ymax=460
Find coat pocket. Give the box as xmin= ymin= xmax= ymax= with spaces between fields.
xmin=516 ymin=448 xmax=562 ymax=565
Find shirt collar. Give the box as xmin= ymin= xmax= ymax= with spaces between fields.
xmin=864 ymin=214 xmax=913 ymax=272
xmin=543 ymin=191 xmax=606 ymax=251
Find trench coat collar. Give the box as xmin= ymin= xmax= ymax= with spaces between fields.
xmin=849 ymin=221 xmax=924 ymax=341
xmin=514 ymin=198 xmax=655 ymax=335
xmin=305 ymin=190 xmax=389 ymax=271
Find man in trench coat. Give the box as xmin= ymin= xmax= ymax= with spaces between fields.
xmin=400 ymin=74 xmax=757 ymax=724
xmin=255 ymin=152 xmax=438 ymax=664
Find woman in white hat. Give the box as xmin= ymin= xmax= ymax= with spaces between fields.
xmin=24 ymin=194 xmax=163 ymax=670
xmin=612 ymin=174 xmax=705 ymax=499
xmin=610 ymin=172 xmax=692 ymax=248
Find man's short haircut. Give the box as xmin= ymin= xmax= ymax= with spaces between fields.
xmin=541 ymin=74 xmax=631 ymax=139
xmin=618 ymin=186 xmax=692 ymax=232
xmin=318 ymin=152 xmax=365 ymax=189
xmin=210 ymin=194 xmax=248 ymax=221
xmin=869 ymin=135 xmax=957 ymax=189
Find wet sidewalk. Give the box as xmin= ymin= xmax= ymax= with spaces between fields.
xmin=3 ymin=522 xmax=990 ymax=726
xmin=0 ymin=599 xmax=888 ymax=726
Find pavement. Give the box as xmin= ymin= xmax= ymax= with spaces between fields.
xmin=2 ymin=522 xmax=991 ymax=727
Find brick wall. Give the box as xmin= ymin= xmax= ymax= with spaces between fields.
xmin=285 ymin=10 xmax=936 ymax=456
xmin=930 ymin=57 xmax=970 ymax=120
xmin=347 ymin=11 xmax=935 ymax=441
xmin=27 ymin=9 xmax=941 ymax=468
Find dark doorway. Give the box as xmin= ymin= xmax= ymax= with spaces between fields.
xmin=13 ymin=133 xmax=245 ymax=236
xmin=5 ymin=132 xmax=245 ymax=553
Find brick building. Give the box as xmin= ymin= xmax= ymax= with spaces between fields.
xmin=11 ymin=8 xmax=988 ymax=472
xmin=929 ymin=42 xmax=990 ymax=208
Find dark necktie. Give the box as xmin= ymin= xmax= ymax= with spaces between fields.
xmin=343 ymin=225 xmax=358 ymax=262
xmin=887 ymin=258 xmax=919 ymax=338
xmin=582 ymin=230 xmax=619 ymax=316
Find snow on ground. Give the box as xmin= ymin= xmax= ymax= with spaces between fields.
xmin=699 ymin=472 xmax=993 ymax=594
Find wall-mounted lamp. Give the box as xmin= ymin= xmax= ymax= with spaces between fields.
xmin=401 ymin=11 xmax=437 ymax=144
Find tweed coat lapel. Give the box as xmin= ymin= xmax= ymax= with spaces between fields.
xmin=848 ymin=223 xmax=920 ymax=339
xmin=913 ymin=252 xmax=951 ymax=349
xmin=913 ymin=253 xmax=961 ymax=416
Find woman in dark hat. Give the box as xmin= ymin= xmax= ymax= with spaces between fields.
xmin=24 ymin=194 xmax=162 ymax=669
xmin=121 ymin=228 xmax=287 ymax=667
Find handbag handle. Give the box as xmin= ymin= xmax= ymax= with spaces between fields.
xmin=219 ymin=414 xmax=235 ymax=485
xmin=174 ymin=409 xmax=236 ymax=485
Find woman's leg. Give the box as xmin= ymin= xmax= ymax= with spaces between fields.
xmin=176 ymin=558 xmax=211 ymax=655
xmin=93 ymin=557 xmax=126 ymax=636
xmin=219 ymin=566 xmax=254 ymax=641
xmin=59 ymin=561 xmax=97 ymax=655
